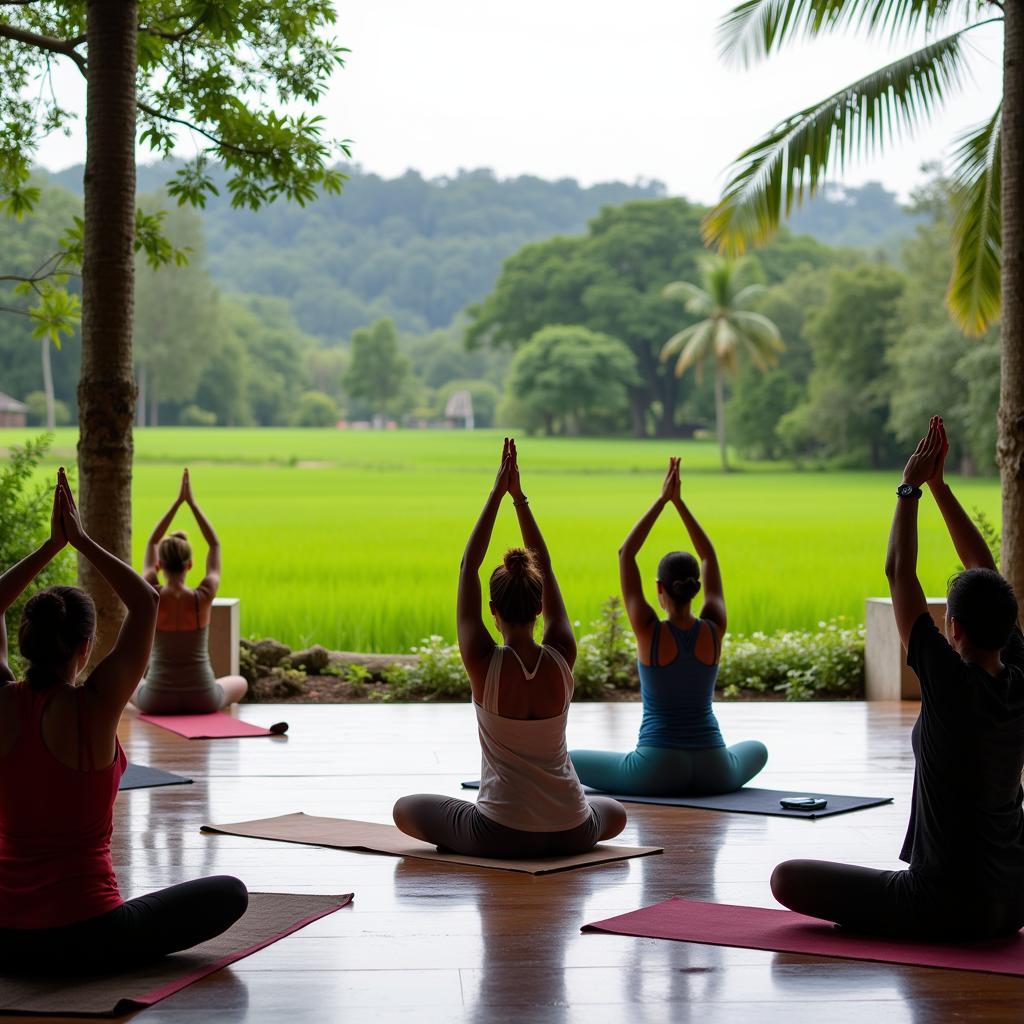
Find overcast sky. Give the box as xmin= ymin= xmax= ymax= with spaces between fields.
xmin=33 ymin=1 xmax=1004 ymax=203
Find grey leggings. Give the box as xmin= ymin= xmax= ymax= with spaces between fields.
xmin=133 ymin=683 xmax=225 ymax=715
xmin=393 ymin=795 xmax=624 ymax=858
xmin=771 ymin=859 xmax=1024 ymax=941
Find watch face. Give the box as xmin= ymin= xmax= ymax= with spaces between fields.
xmin=897 ymin=483 xmax=918 ymax=497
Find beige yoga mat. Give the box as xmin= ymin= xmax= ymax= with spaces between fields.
xmin=203 ymin=812 xmax=662 ymax=874
xmin=0 ymin=892 xmax=352 ymax=1017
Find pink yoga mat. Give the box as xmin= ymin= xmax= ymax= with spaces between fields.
xmin=139 ymin=712 xmax=288 ymax=739
xmin=583 ymin=897 xmax=1024 ymax=976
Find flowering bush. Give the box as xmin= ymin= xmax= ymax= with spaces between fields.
xmin=373 ymin=635 xmax=470 ymax=702
xmin=718 ymin=618 xmax=865 ymax=700
xmin=574 ymin=597 xmax=639 ymax=698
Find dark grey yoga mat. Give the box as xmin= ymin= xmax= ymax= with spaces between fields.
xmin=460 ymin=781 xmax=892 ymax=819
xmin=120 ymin=763 xmax=193 ymax=791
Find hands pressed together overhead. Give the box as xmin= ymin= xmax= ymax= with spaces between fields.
xmin=494 ymin=437 xmax=525 ymax=504
xmin=49 ymin=468 xmax=86 ymax=552
xmin=902 ymin=416 xmax=950 ymax=490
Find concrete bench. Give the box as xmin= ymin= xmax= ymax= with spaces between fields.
xmin=864 ymin=597 xmax=946 ymax=701
xmin=209 ymin=597 xmax=240 ymax=678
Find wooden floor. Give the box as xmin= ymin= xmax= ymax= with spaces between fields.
xmin=17 ymin=700 xmax=1024 ymax=1023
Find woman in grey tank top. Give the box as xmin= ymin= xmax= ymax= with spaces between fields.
xmin=130 ymin=470 xmax=248 ymax=715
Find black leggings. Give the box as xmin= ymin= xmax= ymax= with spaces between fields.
xmin=0 ymin=875 xmax=248 ymax=973
xmin=771 ymin=859 xmax=1024 ymax=942
xmin=393 ymin=794 xmax=626 ymax=858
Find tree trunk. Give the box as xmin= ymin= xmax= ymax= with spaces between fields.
xmin=1001 ymin=4 xmax=1024 ymax=599
xmin=40 ymin=340 xmax=55 ymax=431
xmin=77 ymin=1 xmax=138 ymax=658
xmin=714 ymin=364 xmax=729 ymax=472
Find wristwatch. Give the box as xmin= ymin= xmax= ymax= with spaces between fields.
xmin=896 ymin=483 xmax=922 ymax=499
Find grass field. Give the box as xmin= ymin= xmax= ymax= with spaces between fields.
xmin=0 ymin=428 xmax=1001 ymax=653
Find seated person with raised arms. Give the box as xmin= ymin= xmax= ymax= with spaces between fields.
xmin=772 ymin=417 xmax=1024 ymax=940
xmin=131 ymin=468 xmax=247 ymax=714
xmin=0 ymin=469 xmax=247 ymax=968
xmin=393 ymin=438 xmax=626 ymax=857
xmin=570 ymin=457 xmax=767 ymax=796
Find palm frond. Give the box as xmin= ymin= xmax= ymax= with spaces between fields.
xmin=732 ymin=310 xmax=786 ymax=351
xmin=732 ymin=283 xmax=769 ymax=308
xmin=662 ymin=280 xmax=714 ymax=316
xmin=702 ymin=29 xmax=970 ymax=255
xmin=946 ymin=104 xmax=1001 ymax=336
xmin=719 ymin=1 xmax=989 ymax=68
xmin=663 ymin=320 xmax=716 ymax=378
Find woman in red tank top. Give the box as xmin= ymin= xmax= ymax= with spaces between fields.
xmin=0 ymin=470 xmax=247 ymax=969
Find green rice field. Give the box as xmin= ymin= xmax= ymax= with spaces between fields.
xmin=0 ymin=428 xmax=1001 ymax=653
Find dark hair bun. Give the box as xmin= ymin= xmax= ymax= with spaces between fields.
xmin=670 ymin=577 xmax=701 ymax=603
xmin=19 ymin=586 xmax=96 ymax=689
xmin=503 ymin=547 xmax=535 ymax=576
xmin=170 ymin=529 xmax=188 ymax=541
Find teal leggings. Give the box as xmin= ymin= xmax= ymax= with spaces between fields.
xmin=569 ymin=742 xmax=768 ymax=797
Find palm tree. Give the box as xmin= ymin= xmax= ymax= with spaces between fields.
xmin=703 ymin=0 xmax=1024 ymax=597
xmin=662 ymin=256 xmax=784 ymax=471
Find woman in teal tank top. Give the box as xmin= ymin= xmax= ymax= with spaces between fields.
xmin=569 ymin=458 xmax=767 ymax=796
xmin=130 ymin=470 xmax=248 ymax=715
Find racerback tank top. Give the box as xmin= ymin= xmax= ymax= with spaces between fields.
xmin=474 ymin=645 xmax=591 ymax=832
xmin=0 ymin=684 xmax=125 ymax=929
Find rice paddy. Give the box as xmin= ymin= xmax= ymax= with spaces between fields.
xmin=3 ymin=427 xmax=1001 ymax=653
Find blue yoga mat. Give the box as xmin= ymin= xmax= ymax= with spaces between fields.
xmin=120 ymin=763 xmax=193 ymax=791
xmin=460 ymin=781 xmax=891 ymax=819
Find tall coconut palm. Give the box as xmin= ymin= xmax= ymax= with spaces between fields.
xmin=662 ymin=256 xmax=784 ymax=471
xmin=703 ymin=0 xmax=1024 ymax=596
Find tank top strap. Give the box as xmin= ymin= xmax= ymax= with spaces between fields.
xmin=482 ymin=646 xmax=504 ymax=713
xmin=705 ymin=619 xmax=721 ymax=663
xmin=649 ymin=620 xmax=662 ymax=668
xmin=540 ymin=645 xmax=574 ymax=711
xmin=668 ymin=618 xmax=702 ymax=655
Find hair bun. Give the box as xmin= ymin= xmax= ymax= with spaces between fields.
xmin=503 ymin=547 xmax=534 ymax=576
xmin=670 ymin=577 xmax=701 ymax=602
xmin=170 ymin=530 xmax=188 ymax=541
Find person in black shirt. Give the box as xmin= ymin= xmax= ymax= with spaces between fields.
xmin=770 ymin=417 xmax=1024 ymax=941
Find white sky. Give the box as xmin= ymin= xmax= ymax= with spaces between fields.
xmin=32 ymin=0 xmax=1004 ymax=203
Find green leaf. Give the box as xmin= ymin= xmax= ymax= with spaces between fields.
xmin=703 ymin=28 xmax=970 ymax=255
xmin=946 ymin=104 xmax=1001 ymax=336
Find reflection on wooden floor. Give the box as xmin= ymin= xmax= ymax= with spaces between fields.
xmin=17 ymin=700 xmax=1024 ymax=1023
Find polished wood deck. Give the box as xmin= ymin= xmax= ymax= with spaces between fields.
xmin=17 ymin=701 xmax=1024 ymax=1023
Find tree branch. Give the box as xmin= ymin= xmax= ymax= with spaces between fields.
xmin=139 ymin=18 xmax=203 ymax=43
xmin=0 ymin=20 xmax=85 ymax=74
xmin=0 ymin=251 xmax=78 ymax=287
xmin=137 ymin=101 xmax=272 ymax=156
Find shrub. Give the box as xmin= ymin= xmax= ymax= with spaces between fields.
xmin=0 ymin=436 xmax=75 ymax=677
xmin=180 ymin=404 xmax=218 ymax=427
xmin=373 ymin=635 xmax=471 ymax=702
xmin=294 ymin=391 xmax=339 ymax=428
xmin=718 ymin=618 xmax=864 ymax=700
xmin=24 ymin=392 xmax=71 ymax=427
xmin=574 ymin=597 xmax=638 ymax=698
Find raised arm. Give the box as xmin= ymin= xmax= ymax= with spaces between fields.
xmin=457 ymin=440 xmax=509 ymax=675
xmin=507 ymin=440 xmax=576 ymax=665
xmin=181 ymin=470 xmax=221 ymax=595
xmin=927 ymin=418 xmax=997 ymax=572
xmin=143 ymin=475 xmax=189 ymax=585
xmin=0 ymin=478 xmax=67 ymax=680
xmin=671 ymin=470 xmax=726 ymax=636
xmin=58 ymin=470 xmax=159 ymax=711
xmin=885 ymin=419 xmax=942 ymax=649
xmin=619 ymin=458 xmax=678 ymax=637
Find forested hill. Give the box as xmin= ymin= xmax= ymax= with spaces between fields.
xmin=44 ymin=163 xmax=917 ymax=344
xmin=45 ymin=162 xmax=665 ymax=342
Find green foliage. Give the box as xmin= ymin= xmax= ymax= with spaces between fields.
xmin=505 ymin=325 xmax=639 ymax=435
xmin=573 ymin=597 xmax=638 ymax=698
xmin=179 ymin=404 xmax=217 ymax=427
xmin=343 ymin=319 xmax=411 ymax=421
xmin=24 ymin=392 xmax=70 ymax=427
xmin=0 ymin=436 xmax=74 ymax=676
xmin=719 ymin=619 xmax=865 ymax=701
xmin=344 ymin=663 xmax=371 ymax=697
xmin=961 ymin=508 xmax=1001 ymax=571
xmin=373 ymin=637 xmax=470 ymax=702
xmin=294 ymin=391 xmax=339 ymax=428
xmin=708 ymin=0 xmax=1003 ymax=334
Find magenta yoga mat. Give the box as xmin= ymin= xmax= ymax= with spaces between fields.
xmin=582 ymin=897 xmax=1024 ymax=976
xmin=138 ymin=712 xmax=288 ymax=739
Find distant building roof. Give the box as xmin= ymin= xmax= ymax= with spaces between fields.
xmin=0 ymin=393 xmax=27 ymax=413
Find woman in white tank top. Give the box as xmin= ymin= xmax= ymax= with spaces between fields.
xmin=393 ymin=439 xmax=626 ymax=858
